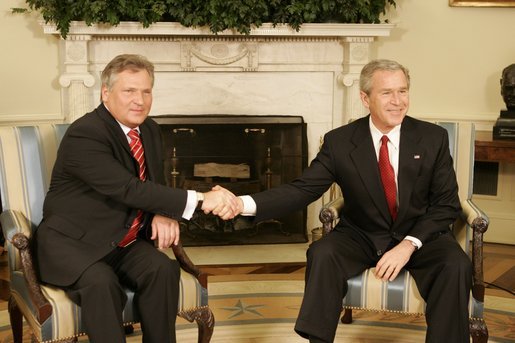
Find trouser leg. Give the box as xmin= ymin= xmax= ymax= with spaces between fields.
xmin=294 ymin=230 xmax=375 ymax=342
xmin=115 ymin=241 xmax=181 ymax=343
xmin=66 ymin=260 xmax=127 ymax=343
xmin=407 ymin=232 xmax=472 ymax=343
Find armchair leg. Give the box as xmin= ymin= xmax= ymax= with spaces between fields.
xmin=341 ymin=308 xmax=353 ymax=324
xmin=179 ymin=306 xmax=215 ymax=343
xmin=470 ymin=318 xmax=488 ymax=343
xmin=8 ymin=296 xmax=23 ymax=343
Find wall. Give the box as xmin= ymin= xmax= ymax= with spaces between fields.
xmin=0 ymin=0 xmax=61 ymax=123
xmin=1 ymin=0 xmax=514 ymax=243
xmin=376 ymin=1 xmax=515 ymax=129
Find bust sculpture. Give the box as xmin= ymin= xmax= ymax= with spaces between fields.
xmin=501 ymin=64 xmax=515 ymax=111
xmin=494 ymin=64 xmax=515 ymax=139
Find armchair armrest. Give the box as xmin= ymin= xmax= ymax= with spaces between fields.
xmin=460 ymin=199 xmax=489 ymax=301
xmin=1 ymin=210 xmax=52 ymax=323
xmin=171 ymin=242 xmax=208 ymax=288
xmin=319 ymin=197 xmax=344 ymax=235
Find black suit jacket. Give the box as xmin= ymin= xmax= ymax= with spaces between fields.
xmin=34 ymin=104 xmax=188 ymax=286
xmin=252 ymin=115 xmax=461 ymax=254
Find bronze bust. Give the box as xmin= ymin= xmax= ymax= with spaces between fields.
xmin=501 ymin=64 xmax=515 ymax=111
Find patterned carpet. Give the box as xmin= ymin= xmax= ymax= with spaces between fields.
xmin=2 ymin=273 xmax=512 ymax=343
xmin=0 ymin=263 xmax=515 ymax=343
xmin=147 ymin=274 xmax=515 ymax=342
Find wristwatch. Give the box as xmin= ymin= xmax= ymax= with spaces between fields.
xmin=196 ymin=192 xmax=204 ymax=211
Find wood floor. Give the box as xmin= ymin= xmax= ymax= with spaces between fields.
xmin=0 ymin=242 xmax=514 ymax=311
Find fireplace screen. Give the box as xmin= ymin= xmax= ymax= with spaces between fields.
xmin=154 ymin=115 xmax=308 ymax=246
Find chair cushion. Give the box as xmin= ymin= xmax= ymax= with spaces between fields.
xmin=343 ymin=268 xmax=483 ymax=318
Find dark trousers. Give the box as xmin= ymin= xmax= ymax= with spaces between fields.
xmin=66 ymin=240 xmax=180 ymax=343
xmin=294 ymin=230 xmax=472 ymax=343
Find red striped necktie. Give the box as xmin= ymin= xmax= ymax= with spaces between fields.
xmin=119 ymin=129 xmax=147 ymax=247
xmin=379 ymin=135 xmax=398 ymax=221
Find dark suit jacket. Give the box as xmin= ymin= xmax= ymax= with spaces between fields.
xmin=251 ymin=115 xmax=461 ymax=255
xmin=34 ymin=104 xmax=188 ymax=286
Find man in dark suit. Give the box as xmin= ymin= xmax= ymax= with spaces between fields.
xmin=33 ymin=54 xmax=239 ymax=343
xmin=235 ymin=59 xmax=472 ymax=342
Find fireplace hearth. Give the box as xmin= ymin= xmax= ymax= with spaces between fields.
xmin=154 ymin=115 xmax=308 ymax=246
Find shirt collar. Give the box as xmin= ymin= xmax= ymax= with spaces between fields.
xmin=369 ymin=116 xmax=401 ymax=150
xmin=118 ymin=122 xmax=140 ymax=137
xmin=104 ymin=104 xmax=140 ymax=137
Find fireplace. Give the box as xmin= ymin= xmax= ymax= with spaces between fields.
xmin=154 ymin=115 xmax=308 ymax=246
xmin=38 ymin=21 xmax=394 ymax=242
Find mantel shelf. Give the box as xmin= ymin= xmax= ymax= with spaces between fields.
xmin=42 ymin=21 xmax=395 ymax=38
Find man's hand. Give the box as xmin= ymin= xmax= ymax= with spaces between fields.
xmin=202 ymin=185 xmax=240 ymax=220
xmin=151 ymin=214 xmax=180 ymax=249
xmin=374 ymin=240 xmax=416 ymax=282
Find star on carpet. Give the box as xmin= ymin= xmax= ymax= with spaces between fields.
xmin=221 ymin=299 xmax=265 ymax=319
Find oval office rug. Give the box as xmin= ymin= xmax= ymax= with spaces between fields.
xmin=1 ymin=275 xmax=513 ymax=342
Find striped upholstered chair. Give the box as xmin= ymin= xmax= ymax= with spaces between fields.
xmin=319 ymin=121 xmax=489 ymax=342
xmin=0 ymin=125 xmax=214 ymax=342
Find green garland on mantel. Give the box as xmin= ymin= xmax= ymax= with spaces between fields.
xmin=13 ymin=0 xmax=395 ymax=39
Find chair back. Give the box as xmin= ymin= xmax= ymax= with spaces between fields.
xmin=0 ymin=124 xmax=69 ymax=275
xmin=435 ymin=121 xmax=475 ymax=253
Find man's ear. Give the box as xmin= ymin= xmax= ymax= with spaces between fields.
xmin=101 ymin=85 xmax=109 ymax=102
xmin=360 ymin=90 xmax=370 ymax=109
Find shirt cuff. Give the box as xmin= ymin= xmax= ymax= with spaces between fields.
xmin=182 ymin=190 xmax=198 ymax=220
xmin=239 ymin=195 xmax=257 ymax=216
xmin=404 ymin=236 xmax=422 ymax=250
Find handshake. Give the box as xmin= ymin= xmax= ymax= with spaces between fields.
xmin=198 ymin=185 xmax=245 ymax=220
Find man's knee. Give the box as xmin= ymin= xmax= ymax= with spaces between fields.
xmin=452 ymin=251 xmax=472 ymax=277
xmin=307 ymin=238 xmax=338 ymax=262
xmin=68 ymin=264 xmax=126 ymax=306
xmin=153 ymin=252 xmax=179 ymax=272
xmin=140 ymin=251 xmax=180 ymax=285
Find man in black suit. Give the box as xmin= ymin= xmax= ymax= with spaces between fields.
xmin=34 ymin=54 xmax=239 ymax=343
xmin=235 ymin=59 xmax=472 ymax=342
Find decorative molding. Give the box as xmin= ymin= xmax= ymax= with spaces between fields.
xmin=181 ymin=41 xmax=258 ymax=71
xmin=42 ymin=21 xmax=395 ymax=38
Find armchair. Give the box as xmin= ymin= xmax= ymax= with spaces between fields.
xmin=319 ymin=121 xmax=489 ymax=342
xmin=0 ymin=124 xmax=214 ymax=342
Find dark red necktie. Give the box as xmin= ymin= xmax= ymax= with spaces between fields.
xmin=119 ymin=129 xmax=147 ymax=247
xmin=379 ymin=135 xmax=397 ymax=221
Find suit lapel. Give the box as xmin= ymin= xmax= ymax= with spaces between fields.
xmin=349 ymin=118 xmax=392 ymax=223
xmin=97 ymin=104 xmax=133 ymax=156
xmin=97 ymin=104 xmax=154 ymax=179
xmin=394 ymin=117 xmax=423 ymax=227
xmin=139 ymin=123 xmax=158 ymax=182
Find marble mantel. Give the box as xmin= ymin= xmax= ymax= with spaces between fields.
xmin=43 ymin=21 xmax=394 ymax=231
xmin=43 ymin=21 xmax=393 ymax=124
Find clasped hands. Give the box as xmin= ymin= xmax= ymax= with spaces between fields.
xmin=151 ymin=185 xmax=242 ymax=249
xmin=200 ymin=185 xmax=242 ymax=220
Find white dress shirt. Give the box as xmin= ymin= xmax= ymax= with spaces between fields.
xmin=369 ymin=118 xmax=422 ymax=249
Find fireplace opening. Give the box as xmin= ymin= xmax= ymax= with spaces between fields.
xmin=154 ymin=115 xmax=308 ymax=246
